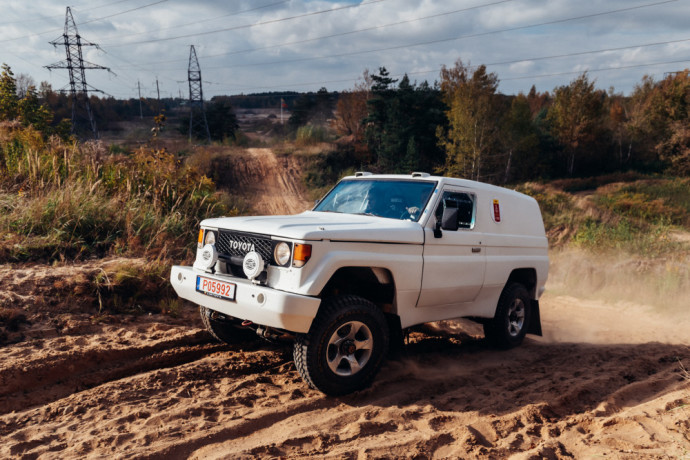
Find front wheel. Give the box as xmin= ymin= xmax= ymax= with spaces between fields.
xmin=483 ymin=282 xmax=532 ymax=349
xmin=294 ymin=295 xmax=389 ymax=396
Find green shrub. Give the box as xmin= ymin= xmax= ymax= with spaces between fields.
xmin=595 ymin=178 xmax=690 ymax=226
xmin=573 ymin=217 xmax=683 ymax=256
xmin=0 ymin=123 xmax=238 ymax=262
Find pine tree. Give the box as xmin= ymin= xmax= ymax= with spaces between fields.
xmin=0 ymin=63 xmax=19 ymax=121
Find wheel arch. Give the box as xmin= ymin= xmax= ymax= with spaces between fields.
xmin=506 ymin=267 xmax=538 ymax=298
xmin=318 ymin=266 xmax=397 ymax=314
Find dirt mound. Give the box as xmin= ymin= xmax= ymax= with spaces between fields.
xmin=229 ymin=148 xmax=312 ymax=215
xmin=1 ymin=291 xmax=688 ymax=458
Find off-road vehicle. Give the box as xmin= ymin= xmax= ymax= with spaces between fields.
xmin=171 ymin=173 xmax=549 ymax=395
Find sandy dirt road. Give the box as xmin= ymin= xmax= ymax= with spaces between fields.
xmin=230 ymin=148 xmax=312 ymax=216
xmin=1 ymin=290 xmax=688 ymax=459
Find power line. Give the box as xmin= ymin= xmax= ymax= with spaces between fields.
xmin=0 ymin=0 xmax=135 ymax=26
xmin=194 ymin=0 xmax=681 ymax=71
xmin=0 ymin=0 xmax=168 ymax=44
xmin=95 ymin=1 xmax=291 ymax=43
xmin=101 ymin=0 xmax=386 ymax=47
xmin=117 ymin=0 xmax=516 ymax=69
xmin=199 ymin=56 xmax=690 ymax=94
xmin=501 ymin=58 xmax=690 ymax=81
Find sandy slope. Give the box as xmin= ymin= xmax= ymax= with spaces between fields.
xmin=231 ymin=148 xmax=312 ymax=216
xmin=1 ymin=290 xmax=688 ymax=459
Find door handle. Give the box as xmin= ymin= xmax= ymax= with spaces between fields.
xmin=472 ymin=247 xmax=481 ymax=253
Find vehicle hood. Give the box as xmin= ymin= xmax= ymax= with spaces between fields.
xmin=202 ymin=211 xmax=424 ymax=244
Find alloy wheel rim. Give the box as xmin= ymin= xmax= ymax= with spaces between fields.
xmin=326 ymin=321 xmax=373 ymax=376
xmin=507 ymin=298 xmax=525 ymax=337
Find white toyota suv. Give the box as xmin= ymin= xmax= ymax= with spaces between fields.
xmin=170 ymin=173 xmax=549 ymax=395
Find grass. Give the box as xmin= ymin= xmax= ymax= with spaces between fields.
xmin=93 ymin=258 xmax=176 ymax=314
xmin=518 ymin=177 xmax=690 ymax=256
xmin=595 ymin=178 xmax=690 ymax=226
xmin=0 ymin=122 xmax=243 ymax=316
xmin=0 ymin=123 xmax=241 ymax=263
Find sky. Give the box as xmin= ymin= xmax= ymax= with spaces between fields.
xmin=1 ymin=0 xmax=688 ymax=100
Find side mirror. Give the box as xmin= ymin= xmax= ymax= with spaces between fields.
xmin=434 ymin=206 xmax=459 ymax=238
xmin=441 ymin=207 xmax=459 ymax=231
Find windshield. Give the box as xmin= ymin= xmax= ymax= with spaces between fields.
xmin=314 ymin=179 xmax=436 ymax=221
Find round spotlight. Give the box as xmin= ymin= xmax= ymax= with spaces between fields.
xmin=196 ymin=243 xmax=218 ymax=269
xmin=243 ymin=251 xmax=264 ymax=280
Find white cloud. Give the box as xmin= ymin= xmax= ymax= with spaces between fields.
xmin=1 ymin=0 xmax=688 ymax=99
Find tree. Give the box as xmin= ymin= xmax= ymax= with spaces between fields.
xmin=15 ymin=73 xmax=35 ymax=99
xmin=205 ymin=97 xmax=239 ymax=141
xmin=0 ymin=63 xmax=19 ymax=120
xmin=333 ymin=70 xmax=371 ymax=141
xmin=526 ymin=85 xmax=550 ymax=116
xmin=652 ymin=71 xmax=690 ymax=174
xmin=364 ymin=68 xmax=445 ymax=173
xmin=546 ymin=73 xmax=606 ymax=176
xmin=18 ymin=86 xmax=52 ymax=132
xmin=437 ymin=60 xmax=502 ymax=181
xmin=503 ymin=93 xmax=543 ymax=182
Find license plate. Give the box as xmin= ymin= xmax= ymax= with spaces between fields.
xmin=196 ymin=276 xmax=236 ymax=301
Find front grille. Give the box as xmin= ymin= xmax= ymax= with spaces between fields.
xmin=216 ymin=230 xmax=273 ymax=267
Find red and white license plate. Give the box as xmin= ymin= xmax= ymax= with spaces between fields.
xmin=196 ymin=276 xmax=236 ymax=301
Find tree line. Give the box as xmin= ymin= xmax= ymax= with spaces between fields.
xmin=328 ymin=63 xmax=689 ymax=181
xmin=2 ymin=60 xmax=688 ymax=181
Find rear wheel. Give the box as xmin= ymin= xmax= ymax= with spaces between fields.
xmin=294 ymin=295 xmax=389 ymax=396
xmin=199 ymin=306 xmax=257 ymax=344
xmin=483 ymin=282 xmax=532 ymax=349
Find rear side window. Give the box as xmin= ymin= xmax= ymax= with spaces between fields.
xmin=435 ymin=191 xmax=475 ymax=229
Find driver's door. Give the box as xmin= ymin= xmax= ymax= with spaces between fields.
xmin=417 ymin=187 xmax=486 ymax=308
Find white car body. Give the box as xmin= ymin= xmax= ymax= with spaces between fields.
xmin=170 ymin=173 xmax=548 ymax=335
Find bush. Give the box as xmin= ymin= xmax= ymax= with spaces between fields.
xmin=595 ymin=178 xmax=690 ymax=226
xmin=295 ymin=125 xmax=331 ymax=145
xmin=0 ymin=123 xmax=238 ymax=262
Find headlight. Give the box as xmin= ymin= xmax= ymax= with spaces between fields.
xmin=204 ymin=230 xmax=216 ymax=246
xmin=273 ymin=242 xmax=291 ymax=266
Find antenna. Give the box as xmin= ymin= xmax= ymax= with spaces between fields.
xmin=45 ymin=7 xmax=111 ymax=139
xmin=187 ymin=45 xmax=211 ymax=143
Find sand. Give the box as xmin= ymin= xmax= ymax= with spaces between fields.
xmin=1 ymin=282 xmax=688 ymax=459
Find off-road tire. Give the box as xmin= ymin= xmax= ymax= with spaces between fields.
xmin=199 ymin=306 xmax=257 ymax=344
xmin=483 ymin=282 xmax=532 ymax=349
xmin=294 ymin=295 xmax=389 ymax=396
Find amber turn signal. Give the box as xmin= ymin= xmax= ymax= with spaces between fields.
xmin=197 ymin=228 xmax=204 ymax=248
xmin=292 ymin=244 xmax=312 ymax=267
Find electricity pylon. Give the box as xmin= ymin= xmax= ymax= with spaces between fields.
xmin=187 ymin=45 xmax=211 ymax=142
xmin=46 ymin=7 xmax=111 ymax=139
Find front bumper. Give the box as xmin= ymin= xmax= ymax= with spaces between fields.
xmin=170 ymin=265 xmax=321 ymax=333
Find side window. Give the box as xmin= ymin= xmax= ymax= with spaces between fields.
xmin=434 ymin=191 xmax=475 ymax=229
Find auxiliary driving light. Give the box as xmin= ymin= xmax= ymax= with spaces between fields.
xmin=195 ymin=243 xmax=218 ymax=270
xmin=243 ymin=251 xmax=264 ymax=280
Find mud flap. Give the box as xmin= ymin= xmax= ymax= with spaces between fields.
xmin=385 ymin=313 xmax=405 ymax=359
xmin=527 ymin=299 xmax=542 ymax=336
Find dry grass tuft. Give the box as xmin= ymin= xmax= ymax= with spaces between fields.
xmin=0 ymin=123 xmax=240 ymax=263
